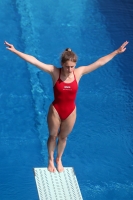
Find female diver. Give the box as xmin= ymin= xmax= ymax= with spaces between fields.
xmin=4 ymin=41 xmax=128 ymax=172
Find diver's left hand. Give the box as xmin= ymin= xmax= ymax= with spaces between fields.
xmin=117 ymin=41 xmax=129 ymax=54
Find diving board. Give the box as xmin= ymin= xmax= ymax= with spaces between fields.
xmin=34 ymin=167 xmax=83 ymax=200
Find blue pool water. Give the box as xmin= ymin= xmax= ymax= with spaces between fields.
xmin=0 ymin=0 xmax=133 ymax=200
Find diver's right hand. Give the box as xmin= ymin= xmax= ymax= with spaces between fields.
xmin=4 ymin=41 xmax=16 ymax=52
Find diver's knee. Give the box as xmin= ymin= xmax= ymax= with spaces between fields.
xmin=49 ymin=135 xmax=58 ymax=141
xmin=58 ymin=136 xmax=67 ymax=142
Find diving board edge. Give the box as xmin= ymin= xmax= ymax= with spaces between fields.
xmin=34 ymin=167 xmax=83 ymax=200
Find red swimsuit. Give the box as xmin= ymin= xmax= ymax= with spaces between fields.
xmin=52 ymin=69 xmax=78 ymax=120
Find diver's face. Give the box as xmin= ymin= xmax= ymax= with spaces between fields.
xmin=62 ymin=61 xmax=76 ymax=73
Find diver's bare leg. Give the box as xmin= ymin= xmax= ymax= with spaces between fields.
xmin=47 ymin=105 xmax=61 ymax=172
xmin=56 ymin=108 xmax=76 ymax=172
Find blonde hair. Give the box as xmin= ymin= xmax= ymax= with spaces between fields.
xmin=61 ymin=48 xmax=78 ymax=63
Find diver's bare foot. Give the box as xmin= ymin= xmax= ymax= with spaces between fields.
xmin=56 ymin=158 xmax=64 ymax=172
xmin=48 ymin=159 xmax=56 ymax=172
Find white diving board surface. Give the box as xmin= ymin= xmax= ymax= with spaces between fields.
xmin=34 ymin=167 xmax=83 ymax=200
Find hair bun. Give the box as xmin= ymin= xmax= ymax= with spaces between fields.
xmin=65 ymin=48 xmax=72 ymax=52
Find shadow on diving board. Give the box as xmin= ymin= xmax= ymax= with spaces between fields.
xmin=34 ymin=167 xmax=83 ymax=200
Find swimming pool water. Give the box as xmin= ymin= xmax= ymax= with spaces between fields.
xmin=0 ymin=0 xmax=133 ymax=200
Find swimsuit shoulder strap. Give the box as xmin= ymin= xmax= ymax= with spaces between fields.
xmin=73 ymin=71 xmax=78 ymax=85
xmin=59 ymin=68 xmax=61 ymax=79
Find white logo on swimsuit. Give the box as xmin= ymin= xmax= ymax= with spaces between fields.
xmin=64 ymin=86 xmax=71 ymax=89
xmin=63 ymin=85 xmax=72 ymax=90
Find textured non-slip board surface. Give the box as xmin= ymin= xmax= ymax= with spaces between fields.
xmin=34 ymin=167 xmax=83 ymax=200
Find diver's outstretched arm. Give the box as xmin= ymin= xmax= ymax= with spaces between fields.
xmin=77 ymin=41 xmax=129 ymax=76
xmin=4 ymin=41 xmax=55 ymax=74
